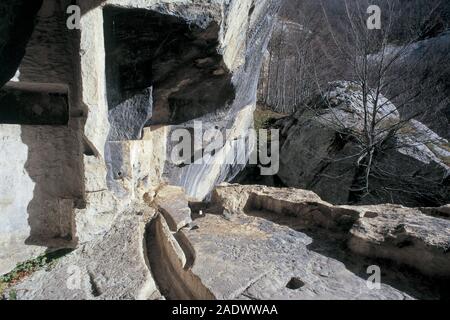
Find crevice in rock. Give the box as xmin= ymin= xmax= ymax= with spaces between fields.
xmin=87 ymin=271 xmax=102 ymax=298
xmin=419 ymin=207 xmax=450 ymax=220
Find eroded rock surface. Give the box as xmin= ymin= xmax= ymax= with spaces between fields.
xmin=107 ymin=87 xmax=153 ymax=141
xmin=148 ymin=183 xmax=449 ymax=299
xmin=2 ymin=0 xmax=448 ymax=302
xmin=184 ymin=214 xmax=412 ymax=300
xmin=154 ymin=185 xmax=193 ymax=232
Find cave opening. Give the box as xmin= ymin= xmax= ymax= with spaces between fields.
xmin=103 ymin=6 xmax=235 ymax=128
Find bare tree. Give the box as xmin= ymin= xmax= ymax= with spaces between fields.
xmin=308 ymin=0 xmax=450 ymax=205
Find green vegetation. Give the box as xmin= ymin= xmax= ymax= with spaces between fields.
xmin=0 ymin=249 xmax=73 ymax=299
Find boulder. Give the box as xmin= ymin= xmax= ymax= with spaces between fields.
xmin=276 ymin=81 xmax=450 ymax=206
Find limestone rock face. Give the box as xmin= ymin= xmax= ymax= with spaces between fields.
xmin=0 ymin=0 xmax=281 ymax=275
xmin=257 ymin=18 xmax=313 ymax=113
xmin=276 ymin=81 xmax=450 ymax=206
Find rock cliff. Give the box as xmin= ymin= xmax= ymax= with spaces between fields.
xmin=0 ymin=0 xmax=281 ymax=275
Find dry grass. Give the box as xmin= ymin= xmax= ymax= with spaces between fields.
xmin=254 ymin=106 xmax=287 ymax=131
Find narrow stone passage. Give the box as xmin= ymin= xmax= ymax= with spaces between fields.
xmin=145 ymin=214 xmax=215 ymax=300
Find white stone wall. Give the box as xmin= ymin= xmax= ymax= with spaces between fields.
xmin=0 ymin=125 xmax=79 ymax=275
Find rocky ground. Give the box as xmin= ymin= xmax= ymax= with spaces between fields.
xmin=3 ymin=184 xmax=449 ymax=300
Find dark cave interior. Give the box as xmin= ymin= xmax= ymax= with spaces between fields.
xmin=103 ymin=6 xmax=235 ymax=126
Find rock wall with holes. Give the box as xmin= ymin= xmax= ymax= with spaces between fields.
xmin=0 ymin=0 xmax=281 ymax=275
